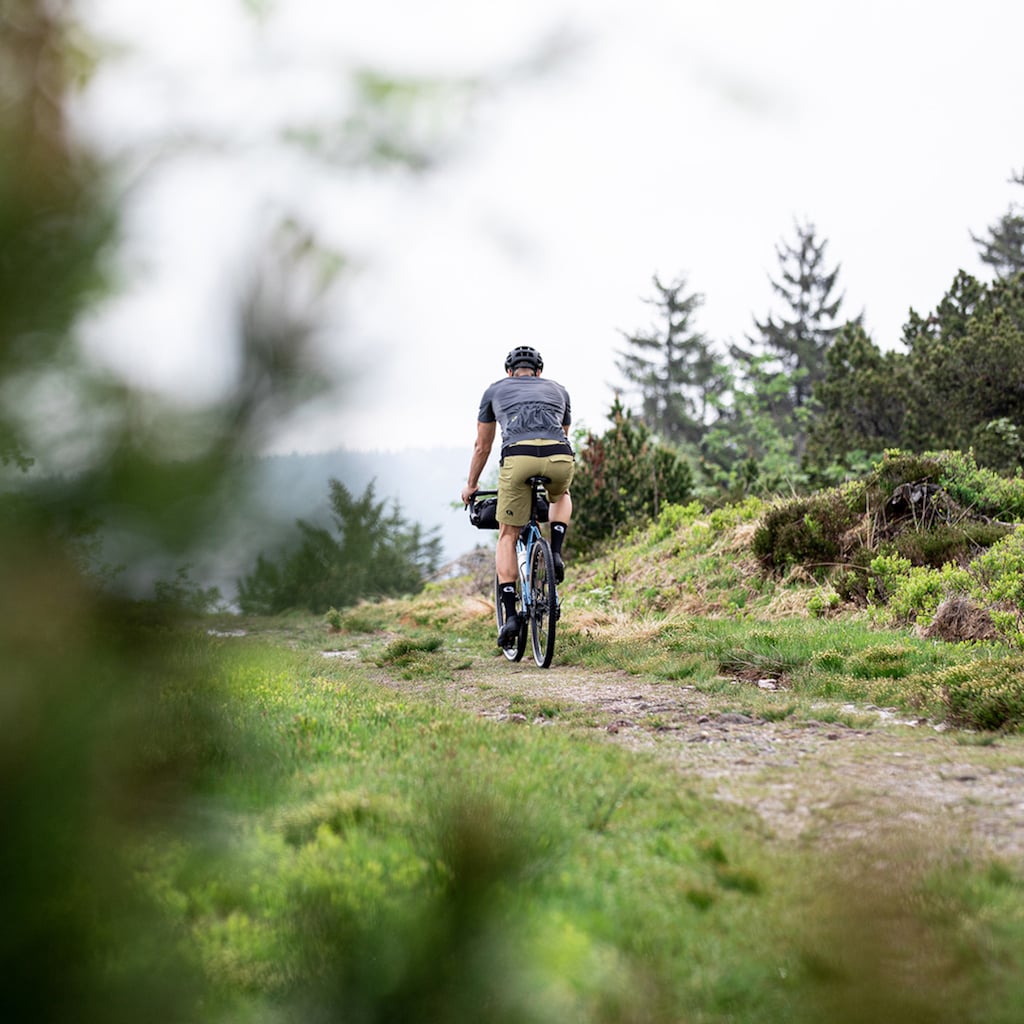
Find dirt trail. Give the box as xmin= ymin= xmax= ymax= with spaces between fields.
xmin=376 ymin=654 xmax=1024 ymax=864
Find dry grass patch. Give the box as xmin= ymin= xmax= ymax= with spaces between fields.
xmin=566 ymin=609 xmax=685 ymax=643
xmin=921 ymin=595 xmax=999 ymax=643
xmin=764 ymin=588 xmax=817 ymax=617
xmin=720 ymin=520 xmax=760 ymax=552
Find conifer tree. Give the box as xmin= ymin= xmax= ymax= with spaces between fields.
xmin=803 ymin=323 xmax=907 ymax=475
xmin=728 ymin=221 xmax=858 ymax=464
xmin=971 ymin=168 xmax=1024 ymax=278
xmin=745 ymin=221 xmax=855 ymax=412
xmin=568 ymin=397 xmax=693 ymax=554
xmin=900 ymin=270 xmax=1024 ymax=464
xmin=616 ymin=274 xmax=724 ymax=446
xmin=236 ymin=478 xmax=442 ymax=614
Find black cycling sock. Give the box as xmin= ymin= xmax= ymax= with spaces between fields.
xmin=550 ymin=522 xmax=567 ymax=555
xmin=500 ymin=583 xmax=517 ymax=618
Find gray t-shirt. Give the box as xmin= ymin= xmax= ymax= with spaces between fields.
xmin=477 ymin=376 xmax=572 ymax=448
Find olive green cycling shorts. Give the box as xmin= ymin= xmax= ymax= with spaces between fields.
xmin=497 ymin=442 xmax=575 ymax=527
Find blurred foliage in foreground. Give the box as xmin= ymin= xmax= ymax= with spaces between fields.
xmin=1 ymin=1 xmax=394 ymax=1018
xmin=1 ymin=5 xmax=221 ymax=1019
xmin=0 ymin=3 xmax=550 ymax=1020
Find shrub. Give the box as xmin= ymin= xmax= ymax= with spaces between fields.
xmin=751 ymin=486 xmax=863 ymax=577
xmin=866 ymin=553 xmax=912 ymax=604
xmin=154 ymin=565 xmax=225 ymax=614
xmin=570 ymin=400 xmax=694 ymax=556
xmin=933 ymin=448 xmax=1024 ymax=520
xmin=929 ymin=659 xmax=1024 ymax=731
xmin=847 ymin=644 xmax=915 ymax=680
xmin=866 ymin=451 xmax=944 ymax=496
xmin=650 ymin=501 xmax=703 ymax=543
xmin=807 ymin=591 xmax=840 ymax=618
xmin=970 ymin=529 xmax=1024 ymax=608
xmin=707 ymin=496 xmax=766 ymax=532
xmin=752 ymin=451 xmax=1020 ymax=617
xmin=886 ymin=563 xmax=969 ymax=627
xmin=891 ymin=522 xmax=1011 ymax=568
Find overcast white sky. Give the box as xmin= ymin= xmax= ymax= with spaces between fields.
xmin=78 ymin=0 xmax=1024 ymax=456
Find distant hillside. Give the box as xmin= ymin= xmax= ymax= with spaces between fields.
xmin=194 ymin=446 xmax=491 ymax=599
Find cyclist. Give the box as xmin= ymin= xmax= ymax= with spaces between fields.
xmin=460 ymin=346 xmax=575 ymax=648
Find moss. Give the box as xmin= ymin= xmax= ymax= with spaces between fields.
xmin=865 ymin=451 xmax=945 ymax=499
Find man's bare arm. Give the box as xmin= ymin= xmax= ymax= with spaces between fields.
xmin=461 ymin=420 xmax=496 ymax=504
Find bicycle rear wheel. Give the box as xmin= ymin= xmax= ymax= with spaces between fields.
xmin=494 ymin=575 xmax=526 ymax=661
xmin=528 ymin=538 xmax=558 ymax=668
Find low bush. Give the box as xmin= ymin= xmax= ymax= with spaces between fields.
xmin=751 ymin=452 xmax=1024 ymax=640
xmin=891 ymin=522 xmax=1011 ymax=568
xmin=933 ymin=448 xmax=1024 ymax=520
xmin=885 ymin=564 xmax=963 ymax=626
xmin=751 ymin=486 xmax=863 ymax=577
xmin=928 ymin=659 xmax=1024 ymax=731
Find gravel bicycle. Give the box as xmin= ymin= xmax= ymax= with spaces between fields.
xmin=468 ymin=476 xmax=560 ymax=668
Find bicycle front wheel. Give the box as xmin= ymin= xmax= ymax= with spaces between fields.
xmin=494 ymin=574 xmax=526 ymax=661
xmin=528 ymin=538 xmax=558 ymax=668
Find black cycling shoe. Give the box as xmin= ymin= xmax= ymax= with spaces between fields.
xmin=553 ymin=553 xmax=565 ymax=584
xmin=497 ymin=613 xmax=521 ymax=649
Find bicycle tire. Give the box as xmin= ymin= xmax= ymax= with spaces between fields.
xmin=528 ymin=537 xmax=558 ymax=668
xmin=494 ymin=574 xmax=526 ymax=661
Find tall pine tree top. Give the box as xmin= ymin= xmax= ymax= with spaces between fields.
xmin=971 ymin=167 xmax=1024 ymax=279
xmin=748 ymin=220 xmax=855 ymax=410
xmin=615 ymin=274 xmax=723 ymax=446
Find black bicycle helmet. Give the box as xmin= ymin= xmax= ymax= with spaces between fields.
xmin=504 ymin=345 xmax=544 ymax=373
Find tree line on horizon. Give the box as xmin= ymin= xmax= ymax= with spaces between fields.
xmin=600 ymin=172 xmax=1024 ymax=504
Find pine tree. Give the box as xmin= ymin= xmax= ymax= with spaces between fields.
xmin=900 ymin=271 xmax=1024 ymax=464
xmin=236 ymin=478 xmax=442 ymax=613
xmin=746 ymin=221 xmax=854 ymax=412
xmin=568 ymin=397 xmax=693 ymax=554
xmin=803 ymin=323 xmax=908 ymax=476
xmin=971 ymin=168 xmax=1024 ymax=278
xmin=616 ymin=274 xmax=723 ymax=446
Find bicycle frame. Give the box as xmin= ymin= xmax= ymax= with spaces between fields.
xmin=470 ymin=476 xmax=560 ymax=668
xmin=516 ymin=519 xmax=542 ymax=615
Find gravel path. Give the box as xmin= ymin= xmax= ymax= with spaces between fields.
xmin=380 ymin=654 xmax=1024 ymax=864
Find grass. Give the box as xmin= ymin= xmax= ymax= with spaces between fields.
xmin=110 ymin=487 xmax=1024 ymax=1021
xmin=547 ymin=608 xmax=1024 ymax=732
xmin=114 ymin=610 xmax=1024 ymax=1024
xmin=145 ymin=637 xmax=785 ymax=1020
